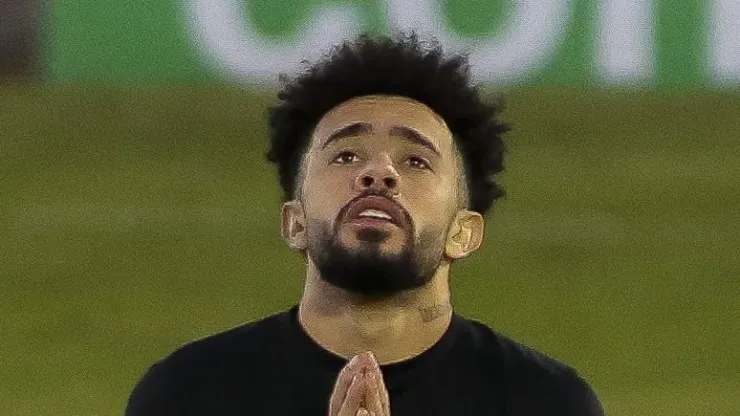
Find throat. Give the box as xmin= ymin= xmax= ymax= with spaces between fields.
xmin=298 ymin=298 xmax=453 ymax=365
xmin=348 ymin=307 xmax=409 ymax=344
xmin=299 ymin=259 xmax=454 ymax=364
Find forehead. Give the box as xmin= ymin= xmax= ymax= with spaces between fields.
xmin=311 ymin=95 xmax=453 ymax=149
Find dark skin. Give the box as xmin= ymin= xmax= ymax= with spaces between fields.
xmin=280 ymin=95 xmax=486 ymax=415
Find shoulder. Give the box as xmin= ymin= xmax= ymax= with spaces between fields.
xmin=456 ymin=315 xmax=605 ymax=415
xmin=125 ymin=309 xmax=292 ymax=415
xmin=153 ymin=308 xmax=291 ymax=374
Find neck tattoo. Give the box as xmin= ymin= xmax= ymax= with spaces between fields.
xmin=418 ymin=302 xmax=451 ymax=323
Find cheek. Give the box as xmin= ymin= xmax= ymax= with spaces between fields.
xmin=302 ymin=169 xmax=354 ymax=219
xmin=404 ymin=176 xmax=459 ymax=237
xmin=405 ymin=173 xmax=458 ymax=211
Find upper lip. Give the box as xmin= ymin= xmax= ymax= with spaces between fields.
xmin=342 ymin=195 xmax=407 ymax=227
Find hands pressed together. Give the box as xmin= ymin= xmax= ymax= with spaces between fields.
xmin=328 ymin=352 xmax=391 ymax=416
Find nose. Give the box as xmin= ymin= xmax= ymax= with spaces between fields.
xmin=354 ymin=164 xmax=400 ymax=194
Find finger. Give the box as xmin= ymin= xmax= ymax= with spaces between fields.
xmin=356 ymin=409 xmax=370 ymax=416
xmin=338 ymin=374 xmax=365 ymax=416
xmin=329 ymin=355 xmax=363 ymax=414
xmin=364 ymin=371 xmax=385 ymax=416
xmin=355 ymin=351 xmax=375 ymax=372
xmin=378 ymin=373 xmax=390 ymax=415
xmin=366 ymin=353 xmax=390 ymax=415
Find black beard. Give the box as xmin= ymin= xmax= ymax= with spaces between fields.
xmin=309 ymin=223 xmax=438 ymax=297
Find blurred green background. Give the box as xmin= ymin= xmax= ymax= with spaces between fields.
xmin=2 ymin=85 xmax=739 ymax=415
xmin=2 ymin=0 xmax=740 ymax=414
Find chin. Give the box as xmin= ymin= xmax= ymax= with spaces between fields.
xmin=339 ymin=232 xmax=407 ymax=256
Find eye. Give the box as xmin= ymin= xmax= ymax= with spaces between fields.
xmin=408 ymin=155 xmax=430 ymax=170
xmin=331 ymin=151 xmax=359 ymax=165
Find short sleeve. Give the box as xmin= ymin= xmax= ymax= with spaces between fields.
xmin=125 ymin=362 xmax=187 ymax=416
xmin=561 ymin=370 xmax=605 ymax=416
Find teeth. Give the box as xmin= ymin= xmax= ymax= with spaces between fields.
xmin=358 ymin=209 xmax=392 ymax=220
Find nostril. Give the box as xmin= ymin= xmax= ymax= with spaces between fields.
xmin=361 ymin=176 xmax=374 ymax=187
xmin=384 ymin=177 xmax=396 ymax=188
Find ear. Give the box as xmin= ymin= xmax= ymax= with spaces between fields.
xmin=444 ymin=210 xmax=485 ymax=260
xmin=280 ymin=201 xmax=307 ymax=251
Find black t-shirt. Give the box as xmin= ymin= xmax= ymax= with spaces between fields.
xmin=126 ymin=306 xmax=604 ymax=415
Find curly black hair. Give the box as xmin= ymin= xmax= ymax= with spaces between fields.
xmin=266 ymin=32 xmax=509 ymax=215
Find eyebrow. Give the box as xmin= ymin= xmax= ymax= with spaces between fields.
xmin=321 ymin=122 xmax=441 ymax=156
xmin=389 ymin=125 xmax=440 ymax=156
xmin=321 ymin=122 xmax=373 ymax=150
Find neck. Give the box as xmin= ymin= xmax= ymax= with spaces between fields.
xmin=298 ymin=259 xmax=453 ymax=365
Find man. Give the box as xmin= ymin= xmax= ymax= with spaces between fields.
xmin=126 ymin=33 xmax=604 ymax=416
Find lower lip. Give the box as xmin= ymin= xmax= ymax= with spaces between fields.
xmin=347 ymin=218 xmax=398 ymax=228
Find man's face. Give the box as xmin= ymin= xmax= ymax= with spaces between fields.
xmin=296 ymin=95 xmax=466 ymax=296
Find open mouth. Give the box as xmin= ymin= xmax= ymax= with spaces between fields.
xmin=342 ymin=195 xmax=406 ymax=228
